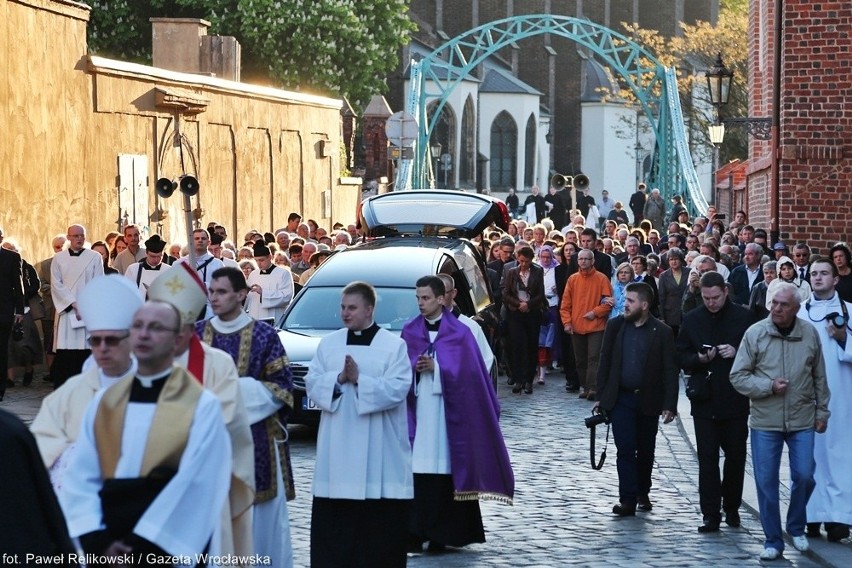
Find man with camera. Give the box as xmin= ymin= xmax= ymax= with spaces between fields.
xmin=797 ymin=258 xmax=852 ymax=543
xmin=676 ymin=271 xmax=753 ymax=533
xmin=594 ymin=282 xmax=679 ymax=516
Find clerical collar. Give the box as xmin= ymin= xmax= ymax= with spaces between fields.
xmin=346 ymin=322 xmax=380 ymax=345
xmin=425 ymin=316 xmax=442 ymax=332
xmin=209 ymin=311 xmax=253 ymax=334
xmin=68 ymin=249 xmax=84 ymax=257
xmin=260 ymin=265 xmax=276 ymax=275
xmin=130 ymin=368 xmax=172 ymax=403
xmin=142 ymin=261 xmax=161 ymax=270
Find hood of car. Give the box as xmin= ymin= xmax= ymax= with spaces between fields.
xmin=277 ymin=328 xmax=333 ymax=364
xmin=357 ymin=190 xmax=510 ymax=238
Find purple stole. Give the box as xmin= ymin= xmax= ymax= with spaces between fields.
xmin=402 ymin=308 xmax=514 ymax=504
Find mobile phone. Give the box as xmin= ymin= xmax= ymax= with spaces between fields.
xmin=699 ymin=344 xmax=713 ymax=354
xmin=715 ymin=213 xmax=726 ymax=220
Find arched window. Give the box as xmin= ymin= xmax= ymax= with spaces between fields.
xmin=427 ymin=102 xmax=456 ymax=188
xmin=524 ymin=114 xmax=536 ymax=188
xmin=459 ymin=96 xmax=476 ymax=187
xmin=490 ymin=111 xmax=517 ymax=190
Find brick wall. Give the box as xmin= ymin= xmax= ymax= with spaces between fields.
xmin=748 ymin=0 xmax=852 ymax=253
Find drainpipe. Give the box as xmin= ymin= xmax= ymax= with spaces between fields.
xmin=769 ymin=0 xmax=782 ymax=245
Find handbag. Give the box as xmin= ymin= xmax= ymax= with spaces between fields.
xmin=685 ymin=371 xmax=712 ymax=402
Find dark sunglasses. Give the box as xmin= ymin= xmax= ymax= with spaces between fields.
xmin=87 ymin=334 xmax=129 ymax=347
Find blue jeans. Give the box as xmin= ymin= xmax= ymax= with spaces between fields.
xmin=751 ymin=428 xmax=816 ymax=551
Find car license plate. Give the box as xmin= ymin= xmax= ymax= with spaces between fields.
xmin=301 ymin=397 xmax=320 ymax=411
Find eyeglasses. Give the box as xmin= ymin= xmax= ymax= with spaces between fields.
xmin=87 ymin=334 xmax=129 ymax=347
xmin=130 ymin=322 xmax=179 ymax=334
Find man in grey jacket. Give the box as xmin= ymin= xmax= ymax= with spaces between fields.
xmin=730 ymin=282 xmax=831 ymax=561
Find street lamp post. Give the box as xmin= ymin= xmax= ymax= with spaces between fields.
xmin=430 ymin=142 xmax=442 ymax=189
xmin=704 ymin=52 xmax=772 ymax=142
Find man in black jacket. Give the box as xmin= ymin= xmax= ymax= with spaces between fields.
xmin=676 ymin=271 xmax=754 ymax=533
xmin=594 ymin=282 xmax=678 ymax=516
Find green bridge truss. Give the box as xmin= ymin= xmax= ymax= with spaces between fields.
xmin=398 ymin=14 xmax=707 ymax=216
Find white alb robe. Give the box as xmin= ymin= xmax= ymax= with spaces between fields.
xmin=412 ymin=328 xmax=452 ymax=474
xmin=60 ymin=382 xmax=231 ymax=563
xmin=50 ymin=249 xmax=104 ymax=349
xmin=306 ymin=326 xmax=413 ymax=499
xmin=124 ymin=261 xmax=171 ymax=295
xmin=458 ymin=314 xmax=495 ymax=372
xmin=799 ymin=294 xmax=852 ymax=525
xmin=244 ymin=265 xmax=294 ymax=324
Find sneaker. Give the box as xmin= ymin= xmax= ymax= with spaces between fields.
xmin=759 ymin=547 xmax=781 ymax=561
xmin=791 ymin=534 xmax=809 ymax=552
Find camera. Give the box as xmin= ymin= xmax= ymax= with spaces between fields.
xmin=585 ymin=411 xmax=610 ymax=429
xmin=826 ymin=312 xmax=848 ymax=328
xmin=699 ymin=344 xmax=713 ymax=354
xmin=715 ymin=213 xmax=726 ymax=220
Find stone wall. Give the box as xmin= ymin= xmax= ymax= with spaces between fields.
xmin=1 ymin=0 xmax=354 ymax=263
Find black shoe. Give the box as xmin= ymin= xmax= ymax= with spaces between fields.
xmin=22 ymin=372 xmax=33 ymax=387
xmin=507 ymin=377 xmax=516 ymax=386
xmin=806 ymin=522 xmax=822 ymax=538
xmin=612 ymin=503 xmax=636 ymax=516
xmin=511 ymin=385 xmax=522 ymax=394
xmin=637 ymin=495 xmax=653 ymax=512
xmin=5 ymin=379 xmax=14 ymax=388
xmin=725 ymin=510 xmax=741 ymax=528
xmin=523 ymin=382 xmax=533 ymax=394
xmin=698 ymin=519 xmax=721 ymax=533
xmin=426 ymin=541 xmax=446 ymax=553
xmin=826 ymin=523 xmax=849 ymax=542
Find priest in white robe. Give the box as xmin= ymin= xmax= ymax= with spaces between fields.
xmin=305 ymin=281 xmax=413 ymax=568
xmin=50 ymin=224 xmax=103 ymax=387
xmin=436 ymin=273 xmax=495 ymax=372
xmin=244 ymin=240 xmax=294 ymax=325
xmin=798 ymin=258 xmax=852 ymax=541
xmin=124 ymin=234 xmax=171 ymax=296
xmin=60 ymin=301 xmax=230 ymax=563
xmin=148 ymin=263 xmax=257 ymax=560
xmin=32 ymin=276 xmax=143 ymax=490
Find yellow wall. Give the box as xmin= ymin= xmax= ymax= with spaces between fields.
xmin=2 ymin=0 xmax=358 ymax=263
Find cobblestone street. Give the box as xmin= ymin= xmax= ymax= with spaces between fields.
xmin=4 ymin=370 xmax=850 ymax=567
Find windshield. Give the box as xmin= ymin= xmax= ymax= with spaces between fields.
xmin=281 ymin=287 xmax=420 ymax=332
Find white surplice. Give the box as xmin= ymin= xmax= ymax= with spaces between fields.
xmin=244 ymin=265 xmax=294 ymax=324
xmin=306 ymin=326 xmax=413 ymax=499
xmin=458 ymin=314 xmax=495 ymax=372
xmin=60 ymin=382 xmax=231 ymax=563
xmin=799 ymin=293 xmax=852 ymax=525
xmin=124 ymin=261 xmax=171 ymax=295
xmin=50 ymin=249 xmax=103 ymax=349
xmin=411 ymin=327 xmax=453 ymax=474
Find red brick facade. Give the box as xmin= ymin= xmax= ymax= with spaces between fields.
xmin=748 ymin=0 xmax=852 ymax=252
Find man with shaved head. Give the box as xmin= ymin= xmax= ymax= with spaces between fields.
xmin=50 ymin=224 xmax=103 ymax=388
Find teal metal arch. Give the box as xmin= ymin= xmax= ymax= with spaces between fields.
xmin=399 ymin=15 xmax=707 ymax=215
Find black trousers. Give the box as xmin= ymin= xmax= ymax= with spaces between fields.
xmin=556 ymin=322 xmax=579 ymax=386
xmin=312 ymin=497 xmax=410 ymax=568
xmin=506 ymin=311 xmax=541 ymax=386
xmin=0 ymin=321 xmax=12 ymax=397
xmin=50 ymin=349 xmax=90 ymax=389
xmin=694 ymin=416 xmax=748 ymax=521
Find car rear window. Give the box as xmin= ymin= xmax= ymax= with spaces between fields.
xmin=282 ymin=287 xmax=421 ymax=332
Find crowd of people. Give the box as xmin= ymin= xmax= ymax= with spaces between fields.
xmin=0 ymin=209 xmax=515 ymax=566
xmin=0 ymin=183 xmax=849 ymax=564
xmin=494 ymin=182 xmax=849 ymax=560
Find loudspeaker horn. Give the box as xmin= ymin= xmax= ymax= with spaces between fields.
xmin=179 ymin=175 xmax=199 ymax=196
xmin=155 ymin=178 xmax=176 ymax=198
xmin=550 ymin=174 xmax=573 ymax=190
xmin=573 ymin=174 xmax=590 ymax=190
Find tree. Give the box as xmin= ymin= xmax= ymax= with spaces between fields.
xmin=605 ymin=5 xmax=749 ymax=165
xmin=83 ymin=0 xmax=416 ymax=108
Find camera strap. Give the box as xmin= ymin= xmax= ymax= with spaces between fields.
xmin=590 ymin=423 xmax=611 ymax=470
